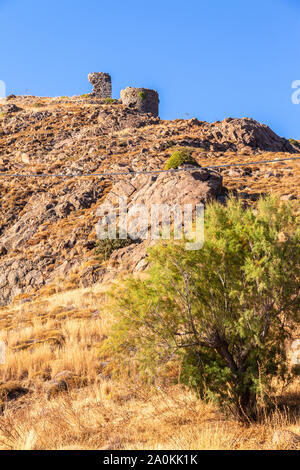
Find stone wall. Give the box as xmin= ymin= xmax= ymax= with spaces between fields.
xmin=88 ymin=72 xmax=111 ymax=98
xmin=120 ymin=87 xmax=159 ymax=117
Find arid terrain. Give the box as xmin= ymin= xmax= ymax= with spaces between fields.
xmin=0 ymin=94 xmax=299 ymax=450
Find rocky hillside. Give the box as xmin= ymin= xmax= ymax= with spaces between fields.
xmin=0 ymin=94 xmax=299 ymax=306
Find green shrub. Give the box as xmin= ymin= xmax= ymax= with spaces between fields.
xmin=95 ymin=231 xmax=134 ymax=262
xmin=101 ymin=196 xmax=300 ymax=421
xmin=105 ymin=98 xmax=117 ymax=104
xmin=138 ymin=91 xmax=147 ymax=101
xmin=164 ymin=149 xmax=198 ymax=170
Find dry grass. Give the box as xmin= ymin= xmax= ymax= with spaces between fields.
xmin=0 ymin=380 xmax=298 ymax=450
xmin=194 ymin=151 xmax=300 ymax=203
xmin=0 ymin=282 xmax=299 ymax=450
xmin=0 ymin=284 xmax=112 ymax=384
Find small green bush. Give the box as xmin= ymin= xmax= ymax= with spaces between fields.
xmin=95 ymin=231 xmax=134 ymax=262
xmin=138 ymin=91 xmax=147 ymax=101
xmin=164 ymin=149 xmax=198 ymax=170
xmin=105 ymin=98 xmax=117 ymax=104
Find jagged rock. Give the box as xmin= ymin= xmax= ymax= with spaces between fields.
xmin=45 ymin=371 xmax=86 ymax=399
xmin=202 ymin=118 xmax=296 ymax=153
xmin=0 ymin=183 xmax=104 ymax=305
xmin=105 ymin=180 xmax=136 ymax=205
xmin=100 ymin=168 xmax=223 ymax=274
xmin=1 ymin=104 xmax=22 ymax=114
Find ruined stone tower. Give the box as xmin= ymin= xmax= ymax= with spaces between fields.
xmin=88 ymin=72 xmax=112 ymax=98
xmin=120 ymin=87 xmax=159 ymax=117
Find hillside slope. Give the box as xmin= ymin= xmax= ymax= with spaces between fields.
xmin=0 ymin=95 xmax=299 ymax=305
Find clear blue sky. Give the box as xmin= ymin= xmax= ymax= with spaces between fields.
xmin=0 ymin=0 xmax=299 ymax=138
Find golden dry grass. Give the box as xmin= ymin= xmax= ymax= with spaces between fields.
xmin=0 ymin=380 xmax=299 ymax=450
xmin=0 ymin=282 xmax=299 ymax=450
xmin=194 ymin=151 xmax=300 ymax=202
xmin=0 ymin=283 xmax=111 ymax=384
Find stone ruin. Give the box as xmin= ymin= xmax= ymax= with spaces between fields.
xmin=87 ymin=73 xmax=159 ymax=117
xmin=120 ymin=87 xmax=159 ymax=117
xmin=88 ymin=72 xmax=112 ymax=99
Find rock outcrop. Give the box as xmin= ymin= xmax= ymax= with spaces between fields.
xmin=45 ymin=370 xmax=86 ymax=399
xmin=1 ymin=104 xmax=22 ymax=114
xmin=201 ymin=118 xmax=295 ymax=153
xmin=99 ymin=168 xmax=223 ymax=277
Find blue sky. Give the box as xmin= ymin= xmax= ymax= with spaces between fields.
xmin=0 ymin=0 xmax=299 ymax=138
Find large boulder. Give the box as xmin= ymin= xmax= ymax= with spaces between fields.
xmin=99 ymin=168 xmax=223 ymax=276
xmin=44 ymin=370 xmax=86 ymax=399
xmin=0 ymin=104 xmax=22 ymax=114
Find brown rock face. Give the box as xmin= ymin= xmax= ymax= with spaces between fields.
xmin=202 ymin=118 xmax=295 ymax=153
xmin=99 ymin=168 xmax=223 ymax=278
xmin=1 ymin=104 xmax=22 ymax=114
xmin=130 ymin=168 xmax=222 ymax=206
xmin=0 ymin=183 xmax=104 ymax=305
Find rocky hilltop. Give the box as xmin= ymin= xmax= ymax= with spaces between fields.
xmin=0 ymin=95 xmax=299 ymax=305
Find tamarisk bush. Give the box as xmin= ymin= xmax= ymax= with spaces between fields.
xmin=101 ymin=196 xmax=300 ymax=421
